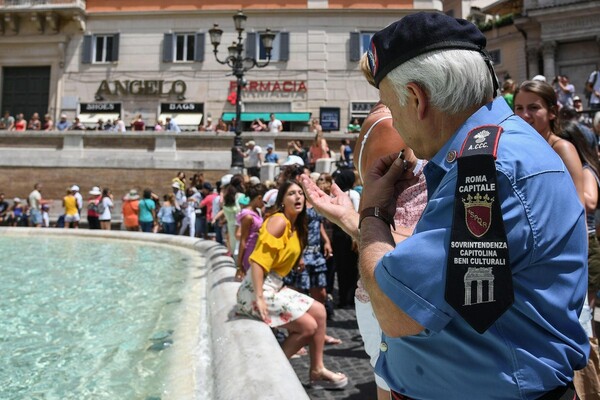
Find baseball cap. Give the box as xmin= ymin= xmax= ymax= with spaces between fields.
xmin=266 ymin=143 xmax=274 ymax=150
xmin=532 ymin=74 xmax=547 ymax=82
xmin=282 ymin=155 xmax=305 ymax=166
xmin=263 ymin=189 xmax=278 ymax=208
xmin=249 ymin=176 xmax=261 ymax=186
xmin=368 ymin=12 xmax=490 ymax=89
xmin=574 ymin=95 xmax=581 ymax=102
xmin=70 ymin=185 xmax=79 ymax=191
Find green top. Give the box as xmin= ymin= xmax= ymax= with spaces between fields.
xmin=348 ymin=123 xmax=361 ymax=133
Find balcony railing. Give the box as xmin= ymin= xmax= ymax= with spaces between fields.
xmin=0 ymin=0 xmax=85 ymax=8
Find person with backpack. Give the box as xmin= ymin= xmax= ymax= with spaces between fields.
xmin=86 ymin=186 xmax=102 ymax=229
xmin=586 ymin=68 xmax=600 ymax=110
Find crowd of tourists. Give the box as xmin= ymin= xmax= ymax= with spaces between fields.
xmin=5 ymin=11 xmax=600 ymax=397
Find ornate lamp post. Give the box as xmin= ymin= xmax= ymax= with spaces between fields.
xmin=209 ymin=10 xmax=276 ymax=171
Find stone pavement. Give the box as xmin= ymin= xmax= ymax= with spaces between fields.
xmin=289 ymin=306 xmax=379 ymax=400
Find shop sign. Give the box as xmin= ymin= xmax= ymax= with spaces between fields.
xmin=80 ymin=102 xmax=121 ymax=113
xmin=351 ymin=102 xmax=377 ymax=114
xmin=96 ymin=80 xmax=187 ymax=100
xmin=229 ymin=80 xmax=307 ymax=93
xmin=160 ymin=103 xmax=203 ymax=113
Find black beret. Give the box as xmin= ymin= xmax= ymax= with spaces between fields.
xmin=368 ymin=12 xmax=489 ymax=88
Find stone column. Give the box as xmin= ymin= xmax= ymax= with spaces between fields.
xmin=542 ymin=41 xmax=556 ymax=81
xmin=527 ymin=47 xmax=540 ymax=79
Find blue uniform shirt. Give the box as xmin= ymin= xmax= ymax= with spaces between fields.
xmin=374 ymin=98 xmax=589 ymax=399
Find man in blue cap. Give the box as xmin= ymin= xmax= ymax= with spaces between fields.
xmin=304 ymin=11 xmax=588 ymax=400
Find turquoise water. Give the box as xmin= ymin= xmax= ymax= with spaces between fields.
xmin=0 ymin=236 xmax=197 ymax=400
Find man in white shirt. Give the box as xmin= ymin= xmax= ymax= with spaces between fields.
xmin=165 ymin=117 xmax=181 ymax=132
xmin=71 ymin=185 xmax=83 ymax=215
xmin=241 ymin=140 xmax=263 ymax=178
xmin=28 ymin=183 xmax=44 ymax=228
xmin=267 ymin=113 xmax=283 ymax=133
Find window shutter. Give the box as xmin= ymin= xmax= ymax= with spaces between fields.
xmin=82 ymin=34 xmax=92 ymax=64
xmin=194 ymin=33 xmax=205 ymax=62
xmin=163 ymin=33 xmax=173 ymax=62
xmin=111 ymin=33 xmax=120 ymax=62
xmin=279 ymin=32 xmax=289 ymax=61
xmin=245 ymin=32 xmax=257 ymax=59
xmin=349 ymin=31 xmax=361 ymax=62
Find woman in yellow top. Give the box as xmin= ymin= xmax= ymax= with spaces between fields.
xmin=63 ymin=188 xmax=80 ymax=229
xmin=236 ymin=180 xmax=348 ymax=390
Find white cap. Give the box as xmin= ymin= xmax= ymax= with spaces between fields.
xmin=532 ymin=74 xmax=547 ymax=82
xmin=89 ymin=186 xmax=101 ymax=195
xmin=70 ymin=185 xmax=79 ymax=191
xmin=249 ymin=176 xmax=261 ymax=186
xmin=220 ymin=174 xmax=233 ymax=186
xmin=263 ymin=189 xmax=278 ymax=208
xmin=282 ymin=155 xmax=304 ymax=166
xmin=13 ymin=197 xmax=21 ymax=203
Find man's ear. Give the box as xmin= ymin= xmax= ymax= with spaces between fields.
xmin=406 ymin=82 xmax=429 ymax=121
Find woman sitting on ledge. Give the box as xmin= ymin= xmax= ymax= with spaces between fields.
xmin=236 ymin=180 xmax=348 ymax=390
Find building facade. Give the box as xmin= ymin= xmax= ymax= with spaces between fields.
xmin=516 ymin=0 xmax=600 ymax=99
xmin=0 ymin=0 xmax=443 ymax=131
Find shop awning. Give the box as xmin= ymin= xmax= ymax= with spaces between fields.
xmin=158 ymin=113 xmax=203 ymax=127
xmin=78 ymin=113 xmax=120 ymax=127
xmin=221 ymin=112 xmax=311 ymax=122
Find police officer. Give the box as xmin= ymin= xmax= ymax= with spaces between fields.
xmin=303 ymin=12 xmax=588 ymax=400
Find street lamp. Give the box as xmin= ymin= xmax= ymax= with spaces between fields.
xmin=209 ymin=10 xmax=276 ymax=171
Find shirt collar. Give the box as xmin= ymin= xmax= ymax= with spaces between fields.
xmin=422 ymin=98 xmax=513 ymax=196
xmin=427 ymin=97 xmax=513 ymax=174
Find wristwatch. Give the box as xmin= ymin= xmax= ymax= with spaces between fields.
xmin=358 ymin=206 xmax=395 ymax=230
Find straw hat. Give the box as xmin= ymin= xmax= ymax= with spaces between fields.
xmin=124 ymin=189 xmax=140 ymax=200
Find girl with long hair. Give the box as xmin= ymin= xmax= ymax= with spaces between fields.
xmin=515 ymin=80 xmax=585 ymax=204
xmin=236 ymin=180 xmax=347 ymax=390
xmin=235 ymin=184 xmax=267 ymax=281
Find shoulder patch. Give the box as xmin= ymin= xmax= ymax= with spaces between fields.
xmin=459 ymin=125 xmax=503 ymax=159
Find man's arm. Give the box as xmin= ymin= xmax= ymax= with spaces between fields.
xmin=360 ymin=218 xmax=424 ymax=337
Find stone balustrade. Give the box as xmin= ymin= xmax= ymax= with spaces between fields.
xmin=0 ymin=130 xmax=358 ymax=171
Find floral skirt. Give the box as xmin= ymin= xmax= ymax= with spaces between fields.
xmin=236 ymin=271 xmax=314 ymax=327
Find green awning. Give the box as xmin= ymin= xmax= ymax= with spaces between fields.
xmin=221 ymin=112 xmax=311 ymax=122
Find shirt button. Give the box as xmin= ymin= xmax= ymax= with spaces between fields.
xmin=446 ymin=150 xmax=458 ymax=163
xmin=380 ymin=342 xmax=388 ymax=352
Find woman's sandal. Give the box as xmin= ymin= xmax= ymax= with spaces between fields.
xmin=310 ymin=371 xmax=348 ymax=390
xmin=234 ymin=268 xmax=245 ymax=282
xmin=291 ymin=346 xmax=308 ymax=359
xmin=324 ymin=335 xmax=342 ymax=345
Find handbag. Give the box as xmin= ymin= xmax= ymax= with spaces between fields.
xmin=172 ymin=207 xmax=185 ymax=222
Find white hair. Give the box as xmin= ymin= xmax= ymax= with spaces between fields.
xmin=385 ymin=50 xmax=495 ymax=115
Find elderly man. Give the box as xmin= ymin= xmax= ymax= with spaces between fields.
xmin=302 ymin=12 xmax=588 ymax=399
xmin=240 ymin=140 xmax=263 ymax=178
